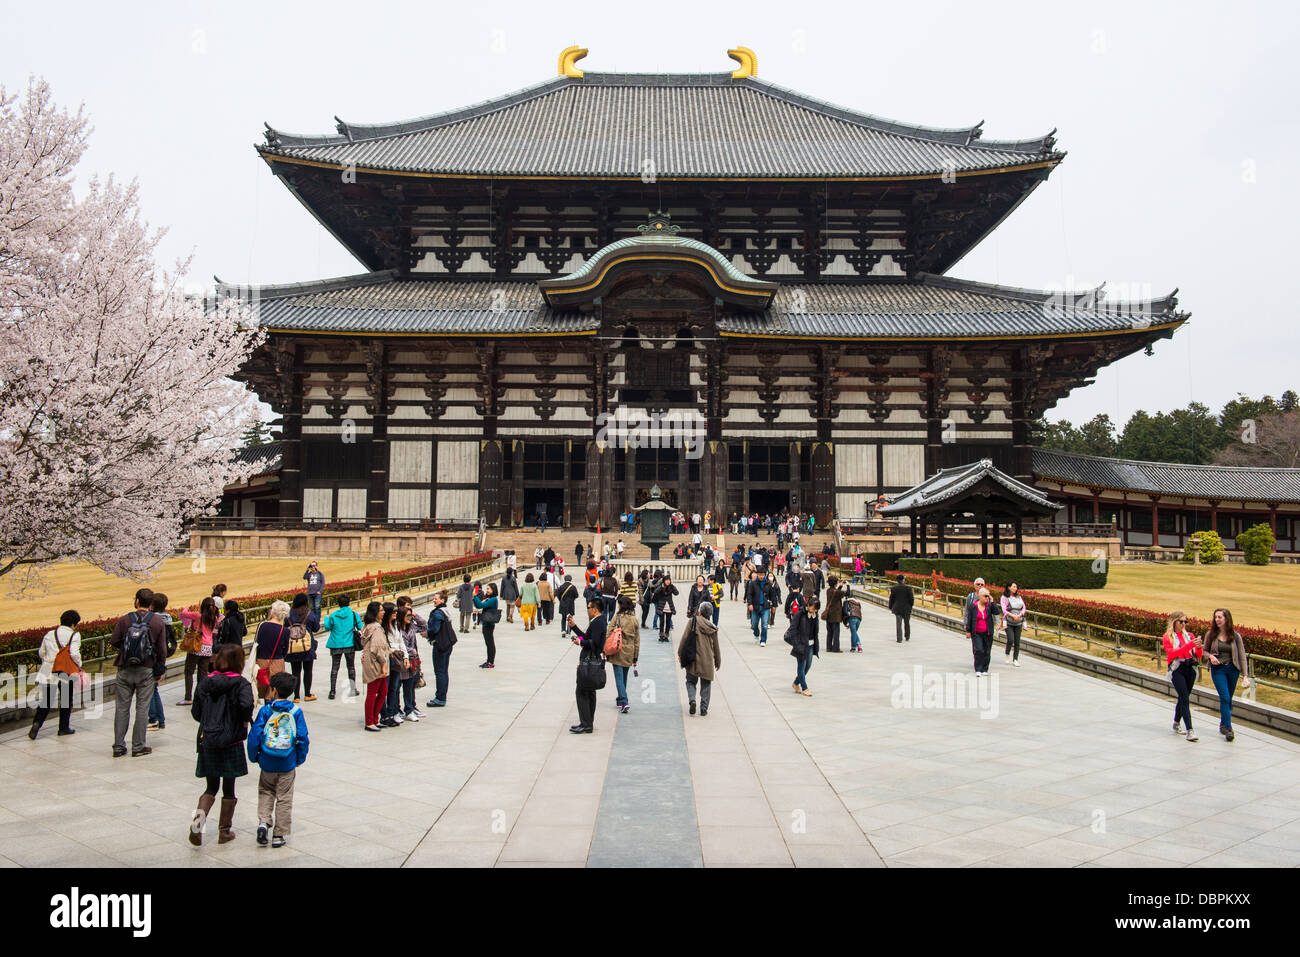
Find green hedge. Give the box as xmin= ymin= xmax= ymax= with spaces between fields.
xmin=898 ymin=556 xmax=1108 ymax=590
xmin=857 ymin=552 xmax=901 ymax=575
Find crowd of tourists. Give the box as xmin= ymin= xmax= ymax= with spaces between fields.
xmin=21 ymin=538 xmax=1256 ymax=853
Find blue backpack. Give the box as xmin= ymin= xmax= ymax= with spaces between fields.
xmin=261 ymin=705 xmax=301 ymax=758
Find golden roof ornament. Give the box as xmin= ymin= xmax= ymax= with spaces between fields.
xmin=558 ymin=45 xmax=587 ymax=77
xmin=727 ymin=46 xmax=757 ymax=78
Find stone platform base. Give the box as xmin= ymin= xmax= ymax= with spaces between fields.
xmin=190 ymin=528 xmax=477 ymax=559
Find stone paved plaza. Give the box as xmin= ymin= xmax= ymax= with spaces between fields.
xmin=3 ymin=594 xmax=1300 ymax=868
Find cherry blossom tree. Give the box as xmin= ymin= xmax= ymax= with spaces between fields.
xmin=0 ymin=78 xmax=265 ymax=594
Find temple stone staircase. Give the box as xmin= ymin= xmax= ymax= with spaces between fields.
xmin=480 ymin=527 xmax=834 ymax=561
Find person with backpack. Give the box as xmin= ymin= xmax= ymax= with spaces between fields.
xmin=425 ymin=590 xmax=457 ymax=708
xmin=653 ymin=574 xmax=679 ymax=642
xmin=178 ymin=596 xmax=222 ymax=705
xmin=324 ymin=595 xmax=362 ymax=699
xmin=708 ymin=576 xmax=723 ymax=624
xmin=253 ymin=600 xmax=291 ymax=704
xmin=146 ymin=591 xmax=177 ymax=732
xmin=607 ymin=596 xmax=640 ymax=714
xmin=359 ymin=602 xmax=389 ymax=732
xmin=215 ymin=598 xmax=247 ymax=651
xmin=745 ymin=569 xmax=772 ymax=645
xmin=109 ymin=588 xmax=169 ymax=757
xmin=247 ymin=671 xmax=310 ymax=847
xmin=787 ymin=594 xmax=819 ymax=697
xmin=28 ymin=610 xmax=83 ymax=740
xmin=455 ymin=574 xmax=475 ymax=633
xmin=823 ymin=576 xmax=845 ymax=653
xmin=284 ymin=593 xmax=321 ymax=703
xmin=189 ymin=642 xmax=255 ymax=846
xmin=556 ymin=574 xmax=580 ymax=639
xmin=678 ymin=601 xmax=721 ymax=716
xmin=473 ymin=583 xmax=501 ymax=669
xmin=843 ymin=593 xmax=864 ymax=653
xmin=567 ymin=598 xmax=608 ymax=734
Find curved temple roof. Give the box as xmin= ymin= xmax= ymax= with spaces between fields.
xmin=1032 ymin=449 xmax=1300 ymax=504
xmin=259 ymin=72 xmax=1061 ymax=179
xmin=212 ymin=270 xmax=1182 ymax=340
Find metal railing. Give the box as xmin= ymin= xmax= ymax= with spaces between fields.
xmin=0 ymin=556 xmax=499 ymax=690
xmin=851 ymin=575 xmax=1299 ymax=703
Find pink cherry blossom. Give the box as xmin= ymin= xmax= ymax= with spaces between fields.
xmin=0 ymin=78 xmax=265 ymax=595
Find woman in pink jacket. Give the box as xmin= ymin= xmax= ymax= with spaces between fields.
xmin=1162 ymin=610 xmax=1204 ymax=741
xmin=179 ymin=597 xmax=222 ymax=706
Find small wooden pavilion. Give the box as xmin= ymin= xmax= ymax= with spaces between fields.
xmin=879 ymin=458 xmax=1061 ymax=557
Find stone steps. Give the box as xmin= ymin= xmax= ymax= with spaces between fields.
xmin=482 ymin=527 xmax=835 ymax=561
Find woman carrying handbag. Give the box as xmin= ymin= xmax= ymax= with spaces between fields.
xmin=254 ymin=601 xmax=291 ymax=703
xmin=567 ymin=598 xmax=607 ymax=734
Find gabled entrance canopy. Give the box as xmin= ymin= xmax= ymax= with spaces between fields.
xmin=538 ymin=213 xmax=777 ymax=310
xmin=880 ymin=458 xmax=1061 ymax=557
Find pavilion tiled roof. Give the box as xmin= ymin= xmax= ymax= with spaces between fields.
xmin=259 ymin=73 xmax=1061 ymax=179
xmin=880 ymin=459 xmax=1060 ymax=515
xmin=215 ymin=270 xmax=1181 ymax=340
xmin=1032 ymin=449 xmax=1300 ymax=504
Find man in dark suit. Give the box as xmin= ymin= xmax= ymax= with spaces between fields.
xmin=888 ymin=574 xmax=914 ymax=643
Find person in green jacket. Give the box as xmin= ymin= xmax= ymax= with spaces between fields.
xmin=519 ymin=573 xmax=541 ymax=631
xmin=324 ymin=595 xmax=362 ymax=700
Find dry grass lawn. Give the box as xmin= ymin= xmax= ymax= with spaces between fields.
xmin=1 ymin=558 xmax=421 ymax=633
xmin=1040 ymin=561 xmax=1300 ymax=636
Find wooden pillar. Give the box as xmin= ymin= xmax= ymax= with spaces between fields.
xmin=1014 ymin=516 xmax=1023 ymax=557
xmin=1209 ymin=500 xmax=1219 ymax=540
xmin=1091 ymin=488 xmax=1102 ymax=525
xmin=992 ymin=521 xmax=1001 ymax=556
xmin=980 ymin=522 xmax=988 ymax=557
xmin=936 ymin=518 xmax=946 ymax=559
xmin=918 ymin=517 xmax=927 ymax=556
xmin=506 ymin=440 xmax=523 ymax=526
xmin=910 ymin=515 xmax=917 ymax=555
xmin=1150 ymin=498 xmax=1160 ymax=549
xmin=1269 ymin=504 xmax=1279 ymax=537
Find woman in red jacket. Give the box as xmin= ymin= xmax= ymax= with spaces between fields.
xmin=1162 ymin=610 xmax=1203 ymax=741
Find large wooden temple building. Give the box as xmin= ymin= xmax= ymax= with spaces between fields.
xmin=224 ymin=46 xmax=1187 ymax=530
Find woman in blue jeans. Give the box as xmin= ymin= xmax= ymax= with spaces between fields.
xmin=1203 ymin=608 xmax=1249 ymax=742
xmin=607 ymin=597 xmax=640 ymax=714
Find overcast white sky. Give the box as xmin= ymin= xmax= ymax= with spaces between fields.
xmin=4 ymin=0 xmax=1297 ymax=427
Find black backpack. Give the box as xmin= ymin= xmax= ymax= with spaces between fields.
xmin=122 ymin=612 xmax=156 ymax=667
xmin=197 ymin=683 xmax=245 ymax=749
xmin=678 ymin=620 xmax=698 ymax=668
xmin=432 ymin=612 xmax=458 ymax=654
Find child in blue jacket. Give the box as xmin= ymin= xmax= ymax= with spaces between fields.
xmin=247 ymin=671 xmax=309 ymax=847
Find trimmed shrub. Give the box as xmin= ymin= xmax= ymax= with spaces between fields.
xmin=0 ymin=551 xmax=495 ymax=664
xmin=857 ymin=552 xmax=901 ymax=576
xmin=1237 ymin=523 xmax=1276 ymax=566
xmin=1182 ymin=530 xmax=1225 ymax=564
xmin=898 ymin=556 xmax=1107 ymax=590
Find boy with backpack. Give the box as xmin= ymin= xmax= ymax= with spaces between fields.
xmin=247 ymin=671 xmax=310 ymax=847
xmin=109 ymin=588 xmax=169 ymax=757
